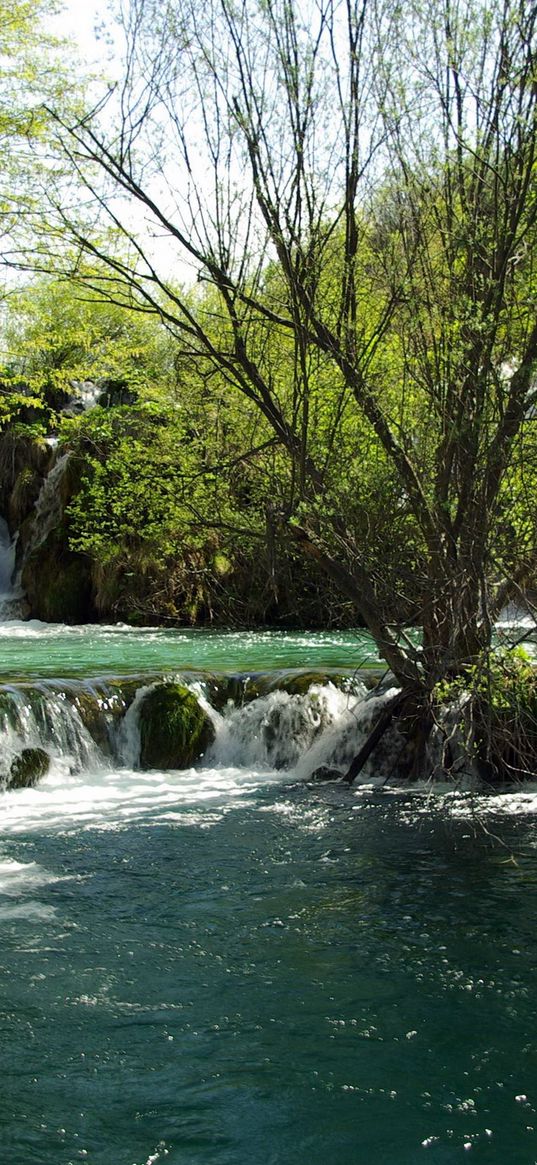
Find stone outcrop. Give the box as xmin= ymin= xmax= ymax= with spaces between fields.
xmin=138 ymin=682 xmax=215 ymax=769
xmin=8 ymin=747 xmax=50 ymax=789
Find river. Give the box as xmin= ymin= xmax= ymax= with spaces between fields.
xmin=1 ymin=618 xmax=537 ymax=1165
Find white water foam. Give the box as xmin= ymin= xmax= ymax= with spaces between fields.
xmin=3 ymin=667 xmax=537 ymax=839
xmin=0 ymin=518 xmax=24 ymax=620
xmin=0 ymin=857 xmax=60 ymax=896
xmin=497 ymin=602 xmax=537 ymax=632
xmin=208 ymin=683 xmax=358 ymax=770
xmin=0 ymin=757 xmax=289 ymax=835
xmin=0 ymin=855 xmax=77 ymax=925
xmin=24 ymin=452 xmax=72 ymax=558
xmin=0 ymin=619 xmax=196 ymax=643
xmin=0 ymin=680 xmax=404 ymax=835
xmin=117 ymin=681 xmax=158 ymax=767
xmin=0 ymin=684 xmax=103 ymax=780
xmin=0 ymin=901 xmax=57 ymax=921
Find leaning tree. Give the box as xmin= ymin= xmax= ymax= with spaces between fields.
xmin=13 ymin=0 xmax=537 ymax=735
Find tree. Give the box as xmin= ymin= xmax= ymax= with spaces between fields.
xmin=1 ymin=276 xmax=175 ymax=405
xmin=15 ymin=0 xmax=537 ymax=731
xmin=1 ymin=274 xmax=348 ymax=626
xmin=0 ymin=0 xmax=89 ymax=424
xmin=0 ymin=0 xmax=78 ymax=262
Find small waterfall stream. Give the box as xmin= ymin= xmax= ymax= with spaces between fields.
xmin=0 ymin=518 xmax=24 ymax=620
xmin=0 ymin=445 xmax=74 ymax=624
xmin=22 ymin=450 xmax=72 ymax=558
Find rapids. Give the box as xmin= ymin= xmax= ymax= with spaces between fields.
xmin=1 ymin=612 xmax=537 ymax=1164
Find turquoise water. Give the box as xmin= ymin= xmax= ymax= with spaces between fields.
xmin=1 ymin=624 xmax=537 ymax=1165
xmin=2 ymin=789 xmax=537 ymax=1165
xmin=0 ymin=621 xmax=379 ymax=678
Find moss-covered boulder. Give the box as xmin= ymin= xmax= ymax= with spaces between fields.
xmin=67 ymin=689 xmax=112 ymax=755
xmin=138 ymin=682 xmax=215 ymax=769
xmin=9 ymin=747 xmax=50 ymax=789
xmin=22 ymin=527 xmax=95 ymax=623
xmin=69 ymin=678 xmax=152 ymax=755
xmin=309 ymin=765 xmax=345 ymax=783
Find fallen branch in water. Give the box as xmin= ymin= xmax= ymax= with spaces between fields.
xmin=342 ymin=690 xmax=407 ymax=784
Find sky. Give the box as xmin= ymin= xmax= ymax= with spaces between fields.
xmin=43 ymin=0 xmax=212 ymax=287
xmin=49 ymin=0 xmax=111 ymax=63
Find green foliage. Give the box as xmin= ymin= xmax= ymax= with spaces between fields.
xmin=63 ymin=402 xmax=194 ymax=560
xmin=2 ymin=278 xmax=176 ymax=408
xmin=0 ymin=0 xmax=86 ymax=261
xmin=0 ymin=376 xmax=46 ymax=432
xmin=434 ymin=649 xmax=537 ymax=783
xmin=434 ymin=648 xmax=536 ymax=710
xmin=0 ymin=266 xmax=443 ymax=627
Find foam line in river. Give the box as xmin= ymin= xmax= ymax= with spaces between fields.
xmin=0 ymin=674 xmax=406 ymax=832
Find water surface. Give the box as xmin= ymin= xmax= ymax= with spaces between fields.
xmin=1 ymin=622 xmax=537 ymax=1165
xmin=0 ymin=621 xmax=379 ymax=678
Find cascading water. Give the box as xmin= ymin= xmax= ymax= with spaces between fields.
xmin=0 ymin=671 xmax=406 ymax=824
xmin=207 ymin=685 xmax=340 ymax=770
xmin=0 ymin=448 xmax=75 ymax=625
xmin=2 ymin=623 xmax=537 ymax=1165
xmin=0 ymin=517 xmax=24 ymax=620
xmin=206 ymin=681 xmax=381 ymax=772
xmin=72 ymin=379 xmax=102 ymax=410
xmin=23 ymin=450 xmax=72 ymax=558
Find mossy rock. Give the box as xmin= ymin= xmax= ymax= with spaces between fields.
xmin=9 ymin=747 xmax=50 ymax=789
xmin=22 ymin=527 xmax=95 ymax=623
xmin=309 ymin=765 xmax=345 ymax=783
xmin=266 ymin=670 xmax=367 ymax=696
xmin=139 ymin=682 xmax=215 ymax=769
xmin=217 ymin=673 xmax=272 ymax=708
xmin=0 ymin=431 xmax=52 ymax=513
xmin=266 ymin=670 xmax=335 ymax=696
xmin=9 ymin=467 xmax=44 ymax=529
xmin=68 ymin=689 xmax=112 ymax=755
xmin=71 ymin=678 xmax=152 ymax=753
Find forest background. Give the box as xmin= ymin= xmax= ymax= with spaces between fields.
xmin=1 ymin=0 xmax=537 ymax=776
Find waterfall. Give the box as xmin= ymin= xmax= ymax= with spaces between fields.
xmin=0 ymin=673 xmax=406 ymax=794
xmin=0 ymin=677 xmax=138 ymax=789
xmin=207 ymin=683 xmax=365 ymax=770
xmin=205 ymin=679 xmax=405 ymax=780
xmin=0 ymin=518 xmax=24 ymax=621
xmin=24 ymin=451 xmax=72 ymax=558
xmin=0 ymin=450 xmax=73 ymax=623
xmin=70 ymin=380 xmax=102 ymax=411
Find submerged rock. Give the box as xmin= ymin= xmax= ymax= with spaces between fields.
xmin=9 ymin=747 xmax=50 ymax=789
xmin=309 ymin=765 xmax=345 ymax=783
xmin=139 ymin=682 xmax=215 ymax=769
xmin=268 ymin=671 xmax=350 ymax=696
